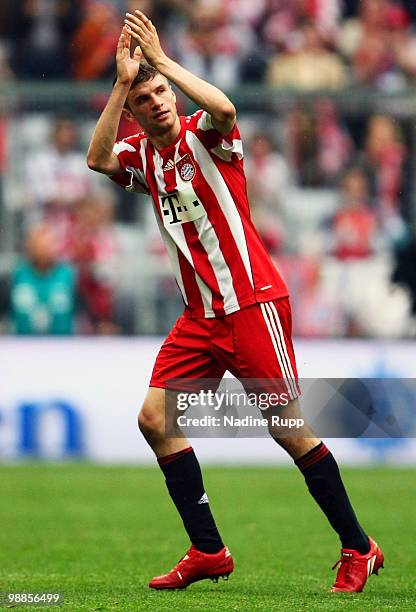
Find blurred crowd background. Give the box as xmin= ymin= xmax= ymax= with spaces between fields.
xmin=0 ymin=0 xmax=416 ymax=337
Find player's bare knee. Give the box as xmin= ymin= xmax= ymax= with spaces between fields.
xmin=138 ymin=405 xmax=165 ymax=440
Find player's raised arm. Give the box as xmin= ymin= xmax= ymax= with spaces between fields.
xmin=87 ymin=26 xmax=143 ymax=175
xmin=124 ymin=10 xmax=236 ymax=135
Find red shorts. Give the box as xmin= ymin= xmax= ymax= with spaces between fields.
xmin=150 ymin=298 xmax=300 ymax=400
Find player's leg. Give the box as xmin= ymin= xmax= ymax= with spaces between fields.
xmin=138 ymin=385 xmax=224 ymax=554
xmin=265 ymin=397 xmax=370 ymax=554
xmin=269 ymin=403 xmax=384 ymax=592
xmin=223 ymin=298 xmax=383 ymax=591
xmin=140 ymin=317 xmax=233 ymax=589
xmin=250 ymin=300 xmax=371 ymax=554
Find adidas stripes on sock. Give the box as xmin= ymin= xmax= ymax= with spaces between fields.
xmin=158 ymin=447 xmax=224 ymax=554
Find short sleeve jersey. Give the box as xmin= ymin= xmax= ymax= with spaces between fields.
xmin=111 ymin=110 xmax=288 ymax=318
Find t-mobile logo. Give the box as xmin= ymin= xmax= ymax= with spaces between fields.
xmin=160 ymin=192 xmax=204 ymax=225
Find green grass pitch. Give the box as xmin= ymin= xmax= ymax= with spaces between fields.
xmin=0 ymin=464 xmax=415 ymax=611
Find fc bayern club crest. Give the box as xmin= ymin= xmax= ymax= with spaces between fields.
xmin=177 ymin=154 xmax=196 ymax=182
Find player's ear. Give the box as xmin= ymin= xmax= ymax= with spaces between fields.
xmin=170 ymin=87 xmax=176 ymax=104
xmin=122 ymin=108 xmax=137 ymax=124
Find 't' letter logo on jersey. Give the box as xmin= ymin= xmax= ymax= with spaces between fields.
xmin=177 ymin=154 xmax=196 ymax=182
xmin=160 ymin=186 xmax=206 ymax=226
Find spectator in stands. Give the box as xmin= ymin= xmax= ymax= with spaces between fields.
xmin=266 ymin=22 xmax=347 ymax=90
xmin=339 ymin=0 xmax=413 ymax=89
xmin=308 ymin=0 xmax=342 ymax=39
xmin=173 ymin=1 xmax=253 ymax=88
xmin=259 ymin=0 xmax=303 ymax=53
xmin=259 ymin=0 xmax=341 ymax=52
xmin=314 ymin=98 xmax=352 ymax=185
xmin=67 ymin=194 xmax=121 ymax=335
xmin=284 ymin=101 xmax=350 ymax=187
xmin=226 ymin=0 xmax=267 ymax=27
xmin=330 ymin=168 xmax=378 ymax=260
xmin=361 ymin=114 xmax=406 ymax=214
xmin=338 ymin=0 xmax=389 ymax=60
xmin=24 ymin=117 xmax=98 ymax=230
xmin=350 ymin=30 xmax=394 ymax=88
xmin=221 ymin=0 xmax=269 ymax=82
xmin=291 ymin=258 xmax=347 ymax=337
xmin=387 ymin=5 xmax=416 ymax=87
xmin=245 ymin=131 xmax=291 ymax=254
xmin=71 ymin=0 xmax=120 ymax=80
xmin=7 ymin=223 xmax=77 ymax=335
xmin=284 ymin=107 xmax=319 ymax=186
xmin=9 ymin=0 xmax=81 ymax=79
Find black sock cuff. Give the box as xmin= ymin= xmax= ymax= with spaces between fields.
xmin=158 ymin=446 xmax=193 ymax=468
xmin=295 ymin=442 xmax=330 ymax=472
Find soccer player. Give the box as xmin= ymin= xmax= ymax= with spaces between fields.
xmin=87 ymin=10 xmax=384 ymax=593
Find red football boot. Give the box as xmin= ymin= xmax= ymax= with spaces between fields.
xmin=149 ymin=545 xmax=234 ymax=590
xmin=331 ymin=537 xmax=384 ymax=593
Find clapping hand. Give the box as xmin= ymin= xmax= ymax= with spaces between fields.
xmin=124 ymin=10 xmax=166 ymax=67
xmin=116 ymin=25 xmax=143 ymax=85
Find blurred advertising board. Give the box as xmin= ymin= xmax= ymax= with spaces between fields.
xmin=0 ymin=338 xmax=415 ymax=464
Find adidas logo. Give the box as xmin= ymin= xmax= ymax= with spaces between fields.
xmin=162 ymin=154 xmax=189 ymax=172
xmin=197 ymin=493 xmax=209 ymax=505
xmin=162 ymin=158 xmax=175 ymax=171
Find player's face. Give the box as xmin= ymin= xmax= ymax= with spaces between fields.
xmin=126 ymin=75 xmax=178 ymax=136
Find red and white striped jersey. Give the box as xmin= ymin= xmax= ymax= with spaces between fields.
xmin=111 ymin=110 xmax=288 ymax=318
